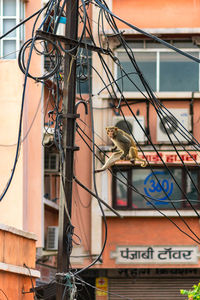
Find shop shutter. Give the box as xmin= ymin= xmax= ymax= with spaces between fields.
xmin=108 ymin=277 xmax=198 ymax=300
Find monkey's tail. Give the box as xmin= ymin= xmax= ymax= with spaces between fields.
xmin=95 ymin=167 xmax=109 ymax=173
xmin=95 ymin=169 xmax=104 ymax=173
xmin=137 ymin=158 xmax=147 ymax=167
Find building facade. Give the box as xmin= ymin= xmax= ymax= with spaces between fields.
xmin=89 ymin=0 xmax=200 ymax=299
xmin=1 ymin=0 xmax=200 ymax=299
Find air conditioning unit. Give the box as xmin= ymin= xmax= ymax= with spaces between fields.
xmin=45 ymin=153 xmax=59 ymax=172
xmin=157 ymin=108 xmax=190 ymax=143
xmin=46 ymin=226 xmax=58 ymax=250
xmin=113 ymin=116 xmax=146 ymax=143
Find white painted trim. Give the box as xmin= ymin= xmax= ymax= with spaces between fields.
xmin=105 ymin=27 xmax=200 ymax=36
xmin=104 ymin=209 xmax=200 ymax=217
xmin=156 ymin=52 xmax=160 ymax=92
xmin=102 ymin=91 xmax=200 ymax=100
xmin=101 ymin=171 xmax=108 ymax=203
xmin=0 ymin=223 xmax=37 ymax=240
xmin=0 ymin=262 xmax=40 ymax=278
xmin=41 ymin=86 xmax=45 ymax=248
xmin=0 ymin=0 xmax=21 ymax=59
xmin=43 ymin=198 xmax=59 ymax=210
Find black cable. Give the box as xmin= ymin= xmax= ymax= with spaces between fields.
xmin=0 ymin=36 xmax=37 ymax=202
xmin=18 ymin=36 xmax=62 ymax=81
xmin=77 ymin=121 xmax=197 ymax=205
xmin=94 ymin=0 xmax=200 ymax=64
xmin=75 ymin=275 xmax=133 ymax=300
xmin=77 ymin=7 xmax=198 ymax=238
xmin=57 ymin=0 xmax=87 ymax=54
xmin=117 ymin=104 xmax=200 ymax=241
xmin=0 ymin=289 xmax=9 ymax=300
xmin=32 ymin=0 xmax=55 ymax=37
xmin=74 ymin=64 xmax=108 ymax=277
xmin=95 ymin=6 xmax=200 ymax=219
xmin=74 ymin=176 xmax=122 ymax=217
xmin=76 ymin=122 xmax=200 ymax=244
xmin=0 ymin=0 xmax=50 ymax=41
xmin=53 ymin=0 xmax=65 ymax=34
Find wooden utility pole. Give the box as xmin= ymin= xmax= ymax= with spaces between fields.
xmin=57 ymin=0 xmax=79 ymax=299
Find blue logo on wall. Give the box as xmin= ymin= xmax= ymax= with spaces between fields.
xmin=144 ymin=171 xmax=173 ymax=204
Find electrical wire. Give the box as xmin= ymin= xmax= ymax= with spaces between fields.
xmin=0 ymin=0 xmax=61 ymax=202
xmin=0 ymin=289 xmax=9 ymax=300
xmin=74 ymin=46 xmax=108 ymax=277
xmin=72 ymin=182 xmax=91 ymax=253
xmin=18 ymin=37 xmax=62 ymax=81
xmin=92 ymin=2 xmax=200 ymax=218
xmin=75 ymin=275 xmax=134 ymax=300
xmin=23 ymin=263 xmax=37 ymax=299
xmin=3 ymin=0 xmax=200 ymax=288
xmin=0 ymin=0 xmax=51 ymax=41
xmin=0 ymin=92 xmax=43 ymax=147
xmin=94 ymin=0 xmax=200 ymax=64
xmin=76 ymin=122 xmax=200 ymax=245
xmin=0 ymin=36 xmax=37 ymax=202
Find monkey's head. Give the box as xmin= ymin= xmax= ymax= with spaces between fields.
xmin=106 ymin=126 xmax=118 ymax=139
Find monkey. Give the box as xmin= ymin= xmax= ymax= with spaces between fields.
xmin=95 ymin=126 xmax=147 ymax=173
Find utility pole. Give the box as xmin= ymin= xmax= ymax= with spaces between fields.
xmin=56 ymin=0 xmax=79 ymax=299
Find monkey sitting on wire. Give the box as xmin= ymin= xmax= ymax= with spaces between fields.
xmin=95 ymin=126 xmax=147 ymax=173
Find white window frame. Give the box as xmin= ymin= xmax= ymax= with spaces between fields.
xmin=45 ymin=153 xmax=60 ymax=172
xmin=0 ymin=0 xmax=21 ymax=59
xmin=115 ymin=41 xmax=200 ymax=93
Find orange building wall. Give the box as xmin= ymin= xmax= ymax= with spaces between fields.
xmin=23 ymin=0 xmax=43 ymax=246
xmin=113 ymin=0 xmax=200 ymax=29
xmin=116 ymin=98 xmax=200 ymax=145
xmin=72 ymin=102 xmax=92 ymax=259
xmin=0 ymin=225 xmax=39 ymax=300
xmin=102 ymin=217 xmax=200 ymax=268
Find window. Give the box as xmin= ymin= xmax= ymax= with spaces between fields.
xmin=0 ymin=0 xmax=23 ymax=59
xmin=112 ymin=166 xmax=200 ymax=210
xmin=45 ymin=153 xmax=59 ymax=172
xmin=116 ymin=40 xmax=200 ymax=92
xmin=44 ymin=148 xmax=60 ymax=202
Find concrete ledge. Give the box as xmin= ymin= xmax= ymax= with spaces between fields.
xmin=0 ymin=262 xmax=40 ymax=278
xmin=104 ymin=209 xmax=200 ymax=217
xmin=105 ymin=27 xmax=200 ymax=35
xmin=0 ymin=223 xmax=37 ymax=241
xmin=102 ymin=92 xmax=200 ymax=100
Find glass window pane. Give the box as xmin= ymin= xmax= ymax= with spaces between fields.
xmin=173 ymin=41 xmax=198 ymax=49
xmin=117 ymin=41 xmax=144 ymax=50
xmin=3 ymin=40 xmax=16 ymax=59
xmin=131 ymin=168 xmax=150 ymax=209
xmin=116 ymin=171 xmax=128 ymax=207
xmin=3 ymin=19 xmax=16 ymax=37
xmin=185 ymin=169 xmax=199 ymax=206
xmin=77 ymin=81 xmax=90 ymax=94
xmin=117 ymin=52 xmax=156 ymax=92
xmin=131 ymin=168 xmax=182 ymax=209
xmin=160 ymin=52 xmax=199 ymax=91
xmin=3 ymin=0 xmax=16 ymax=16
xmin=146 ymin=41 xmax=166 ymax=48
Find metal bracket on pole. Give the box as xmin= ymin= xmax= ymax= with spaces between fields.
xmin=62 ymin=113 xmax=80 ymax=119
xmin=36 ymin=30 xmax=111 ymax=55
xmin=65 ymin=146 xmax=80 ymax=151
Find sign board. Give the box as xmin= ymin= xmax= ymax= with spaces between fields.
xmin=116 ymin=151 xmax=200 ymax=165
xmin=111 ymin=246 xmax=199 ymax=264
xmin=96 ymin=277 xmax=108 ymax=296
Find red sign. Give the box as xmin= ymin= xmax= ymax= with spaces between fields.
xmin=117 ymin=151 xmax=200 ymax=165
